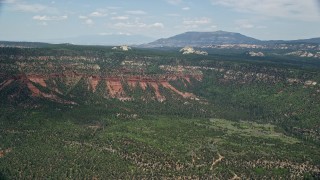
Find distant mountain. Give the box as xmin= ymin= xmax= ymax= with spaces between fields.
xmin=48 ymin=34 xmax=156 ymax=46
xmin=144 ymin=31 xmax=262 ymax=47
xmin=264 ymin=38 xmax=320 ymax=45
xmin=289 ymin=37 xmax=320 ymax=44
xmin=0 ymin=41 xmax=51 ymax=48
xmin=2 ymin=31 xmax=320 ymax=48
xmin=142 ymin=31 xmax=320 ymax=48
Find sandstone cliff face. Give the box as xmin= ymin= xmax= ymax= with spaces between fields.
xmin=60 ymin=73 xmax=200 ymax=102
xmin=0 ymin=74 xmax=77 ymax=105
xmin=3 ymin=49 xmax=318 ymax=105
xmin=3 ymin=60 xmax=319 ymax=105
xmin=0 ymin=52 xmax=204 ymax=104
xmin=0 ymin=72 xmax=202 ymax=104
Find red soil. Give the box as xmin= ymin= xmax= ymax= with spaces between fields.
xmin=88 ymin=76 xmax=100 ymax=92
xmin=149 ymin=82 xmax=166 ymax=102
xmin=27 ymin=82 xmax=42 ymax=96
xmin=161 ymin=82 xmax=196 ymax=99
xmin=1 ymin=73 xmax=202 ymax=102
xmin=139 ymin=82 xmax=148 ymax=90
xmin=28 ymin=76 xmax=47 ymax=87
xmin=106 ymin=77 xmax=125 ymax=98
xmin=184 ymin=76 xmax=191 ymax=84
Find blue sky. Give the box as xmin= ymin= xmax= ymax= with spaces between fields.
xmin=0 ymin=0 xmax=320 ymax=42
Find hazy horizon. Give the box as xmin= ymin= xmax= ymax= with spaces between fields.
xmin=1 ymin=0 xmax=320 ymax=43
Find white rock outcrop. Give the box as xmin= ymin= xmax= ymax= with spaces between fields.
xmin=304 ymin=80 xmax=317 ymax=86
xmin=112 ymin=45 xmax=132 ymax=51
xmin=247 ymin=51 xmax=265 ymax=57
xmin=286 ymin=51 xmax=320 ymax=58
xmin=180 ymin=46 xmax=208 ymax=55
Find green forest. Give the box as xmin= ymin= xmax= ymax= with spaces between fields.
xmin=0 ymin=44 xmax=320 ymax=179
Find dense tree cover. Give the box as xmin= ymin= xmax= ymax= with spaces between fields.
xmin=0 ymin=108 xmax=319 ymax=179
xmin=0 ymin=45 xmax=320 ymax=178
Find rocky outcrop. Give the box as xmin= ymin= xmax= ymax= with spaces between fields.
xmin=304 ymin=80 xmax=317 ymax=86
xmin=247 ymin=51 xmax=265 ymax=57
xmin=286 ymin=51 xmax=320 ymax=58
xmin=106 ymin=77 xmax=129 ymax=101
xmin=0 ymin=72 xmax=202 ymax=104
xmin=149 ymin=82 xmax=166 ymax=102
xmin=112 ymin=45 xmax=131 ymax=51
xmin=0 ymin=74 xmax=77 ymax=105
xmin=180 ymin=47 xmax=208 ymax=55
xmin=101 ymin=74 xmax=200 ymax=101
xmin=161 ymin=82 xmax=198 ymax=100
xmin=88 ymin=76 xmax=100 ymax=92
xmin=25 ymin=75 xmax=76 ymax=104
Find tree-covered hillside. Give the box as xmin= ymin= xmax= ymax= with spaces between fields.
xmin=0 ymin=45 xmax=319 ymax=179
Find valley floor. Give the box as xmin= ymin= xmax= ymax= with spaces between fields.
xmin=1 ymin=108 xmax=319 ymax=179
